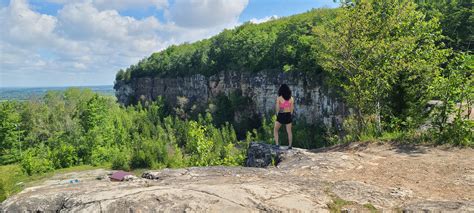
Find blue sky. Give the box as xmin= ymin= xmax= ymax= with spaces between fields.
xmin=0 ymin=0 xmax=339 ymax=87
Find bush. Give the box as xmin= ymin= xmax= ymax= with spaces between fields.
xmin=20 ymin=148 xmax=54 ymax=175
xmin=51 ymin=144 xmax=77 ymax=169
xmin=111 ymin=149 xmax=131 ymax=171
xmin=187 ymin=121 xmax=215 ymax=166
xmin=165 ymin=144 xmax=187 ymax=168
xmin=91 ymin=146 xmax=119 ymax=166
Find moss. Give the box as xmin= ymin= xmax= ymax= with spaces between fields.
xmin=327 ymin=197 xmax=355 ymax=213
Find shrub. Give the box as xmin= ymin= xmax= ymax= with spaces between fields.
xmin=20 ymin=148 xmax=54 ymax=175
xmin=91 ymin=146 xmax=119 ymax=166
xmin=165 ymin=144 xmax=187 ymax=168
xmin=51 ymin=143 xmax=77 ymax=169
xmin=187 ymin=121 xmax=214 ymax=166
xmin=111 ymin=149 xmax=131 ymax=171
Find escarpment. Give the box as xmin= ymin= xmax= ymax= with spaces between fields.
xmin=114 ymin=70 xmax=348 ymax=128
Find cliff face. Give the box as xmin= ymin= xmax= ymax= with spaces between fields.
xmin=114 ymin=71 xmax=348 ymax=128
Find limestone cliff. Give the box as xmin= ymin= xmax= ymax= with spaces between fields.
xmin=114 ymin=70 xmax=348 ymax=128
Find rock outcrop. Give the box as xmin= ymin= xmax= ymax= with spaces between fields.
xmin=114 ymin=71 xmax=348 ymax=127
xmin=245 ymin=142 xmax=283 ymax=167
xmin=2 ymin=142 xmax=473 ymax=212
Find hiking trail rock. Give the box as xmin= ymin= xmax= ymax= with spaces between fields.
xmin=2 ymin=142 xmax=473 ymax=212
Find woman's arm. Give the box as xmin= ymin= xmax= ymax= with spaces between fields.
xmin=290 ymin=97 xmax=294 ymax=114
xmin=275 ymin=97 xmax=280 ymax=114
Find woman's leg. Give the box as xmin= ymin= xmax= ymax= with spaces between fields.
xmin=286 ymin=123 xmax=292 ymax=148
xmin=274 ymin=121 xmax=282 ymax=145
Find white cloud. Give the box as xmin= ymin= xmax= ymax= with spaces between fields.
xmin=250 ymin=15 xmax=278 ymax=24
xmin=45 ymin=0 xmax=168 ymax=10
xmin=1 ymin=0 xmax=57 ymax=47
xmin=0 ymin=0 xmax=248 ymax=87
xmin=166 ymin=0 xmax=248 ymax=28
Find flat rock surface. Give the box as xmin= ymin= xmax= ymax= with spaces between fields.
xmin=1 ymin=143 xmax=473 ymax=212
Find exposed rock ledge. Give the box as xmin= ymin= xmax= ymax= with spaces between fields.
xmin=2 ymin=143 xmax=473 ymax=212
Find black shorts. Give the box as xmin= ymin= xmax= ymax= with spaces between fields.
xmin=277 ymin=112 xmax=292 ymax=124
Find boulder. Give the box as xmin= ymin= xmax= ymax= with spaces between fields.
xmin=245 ymin=142 xmax=284 ymax=168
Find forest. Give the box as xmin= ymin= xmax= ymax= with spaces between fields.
xmin=1 ymin=0 xmax=472 ymax=201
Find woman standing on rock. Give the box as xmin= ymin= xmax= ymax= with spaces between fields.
xmin=274 ymin=84 xmax=294 ymax=149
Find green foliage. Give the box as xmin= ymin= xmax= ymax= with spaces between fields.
xmin=0 ymin=88 xmax=245 ymax=180
xmin=50 ymin=143 xmax=77 ymax=169
xmin=184 ymin=118 xmax=243 ymax=167
xmin=116 ymin=9 xmax=336 ymax=81
xmin=429 ymin=53 xmax=473 ymax=146
xmin=115 ymin=69 xmax=125 ymax=81
xmin=111 ymin=149 xmax=131 ymax=171
xmin=91 ymin=146 xmax=118 ymax=166
xmin=0 ymin=101 xmax=23 ymax=165
xmin=187 ymin=121 xmax=215 ymax=166
xmin=315 ymin=0 xmax=450 ymax=138
xmin=327 ymin=196 xmax=356 ymax=213
xmin=250 ymin=115 xmax=332 ymax=149
xmin=115 ymin=1 xmax=469 ymax=81
xmin=20 ymin=146 xmax=54 ymax=175
xmin=417 ymin=0 xmax=473 ymax=51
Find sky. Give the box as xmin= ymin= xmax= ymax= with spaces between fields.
xmin=0 ymin=0 xmax=339 ymax=87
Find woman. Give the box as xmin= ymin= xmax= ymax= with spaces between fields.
xmin=274 ymin=84 xmax=294 ymax=149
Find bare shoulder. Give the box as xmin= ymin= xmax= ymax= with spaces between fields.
xmin=290 ymin=97 xmax=295 ymax=103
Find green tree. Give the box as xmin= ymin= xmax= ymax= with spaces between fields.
xmin=416 ymin=0 xmax=473 ymax=51
xmin=116 ymin=69 xmax=125 ymax=81
xmin=314 ymin=0 xmax=449 ymax=136
xmin=0 ymin=102 xmax=23 ymax=164
xmin=429 ymin=53 xmax=473 ymax=145
xmin=187 ymin=121 xmax=214 ymax=166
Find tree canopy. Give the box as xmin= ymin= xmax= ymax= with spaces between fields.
xmin=116 ymin=9 xmax=337 ymax=81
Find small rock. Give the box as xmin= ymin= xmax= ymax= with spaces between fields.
xmin=123 ymin=175 xmax=138 ymax=181
xmin=390 ymin=187 xmax=413 ymax=199
xmin=142 ymin=171 xmax=160 ymax=180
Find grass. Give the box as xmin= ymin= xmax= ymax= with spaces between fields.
xmin=131 ymin=168 xmax=148 ymax=177
xmin=326 ymin=193 xmax=379 ymax=213
xmin=363 ymin=203 xmax=379 ymax=213
xmin=0 ymin=164 xmax=108 ymax=202
xmin=327 ymin=197 xmax=355 ymax=213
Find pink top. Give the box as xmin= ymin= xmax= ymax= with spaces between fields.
xmin=279 ymin=99 xmax=291 ymax=110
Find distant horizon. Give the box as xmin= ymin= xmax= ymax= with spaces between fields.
xmin=0 ymin=85 xmax=114 ymax=89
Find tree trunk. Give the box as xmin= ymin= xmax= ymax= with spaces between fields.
xmin=356 ymin=107 xmax=364 ymax=138
xmin=376 ymin=100 xmax=382 ymax=135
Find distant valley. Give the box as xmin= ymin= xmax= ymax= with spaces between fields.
xmin=0 ymin=85 xmax=115 ymax=101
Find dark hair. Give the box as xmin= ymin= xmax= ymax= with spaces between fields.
xmin=278 ymin=84 xmax=291 ymax=100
